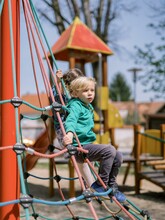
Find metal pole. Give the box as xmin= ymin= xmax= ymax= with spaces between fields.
xmin=128 ymin=68 xmax=142 ymax=124
xmin=0 ymin=0 xmax=20 ymax=219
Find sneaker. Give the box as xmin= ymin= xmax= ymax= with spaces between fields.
xmin=111 ymin=184 xmax=126 ymax=203
xmin=91 ymin=181 xmax=105 ymax=193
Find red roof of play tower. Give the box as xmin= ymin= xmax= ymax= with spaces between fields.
xmin=49 ymin=17 xmax=113 ymax=62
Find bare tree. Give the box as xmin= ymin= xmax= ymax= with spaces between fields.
xmin=36 ymin=0 xmax=136 ymax=52
xmin=35 ymin=0 xmax=137 ymax=109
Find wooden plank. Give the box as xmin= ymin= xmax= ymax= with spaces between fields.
xmin=154 ymin=164 xmax=165 ymax=170
xmin=147 ymin=159 xmax=165 ymax=165
xmin=139 ymin=171 xmax=165 ymax=189
xmin=139 ymin=170 xmax=165 ymax=177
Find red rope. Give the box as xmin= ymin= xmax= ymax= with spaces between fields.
xmin=0 ymin=146 xmax=13 ymax=150
xmin=25 ymin=147 xmax=88 ymax=158
xmin=21 ymin=2 xmax=135 ymax=219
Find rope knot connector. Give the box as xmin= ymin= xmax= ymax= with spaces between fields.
xmin=13 ymin=143 xmax=25 ymax=155
xmin=83 ymin=189 xmax=94 ymax=203
xmin=52 ymin=101 xmax=62 ymax=112
xmin=20 ymin=194 xmax=33 ymax=208
xmin=11 ymin=96 xmax=23 ymax=107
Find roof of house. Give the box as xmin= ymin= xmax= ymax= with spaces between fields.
xmin=112 ymin=101 xmax=164 ymax=113
xmin=112 ymin=101 xmax=165 ymax=123
xmin=20 ymin=93 xmax=124 ymax=128
xmin=20 ymin=93 xmax=50 ymax=115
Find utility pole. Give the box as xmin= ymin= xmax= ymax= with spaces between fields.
xmin=128 ymin=68 xmax=142 ymax=124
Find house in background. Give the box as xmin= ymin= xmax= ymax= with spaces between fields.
xmin=20 ymin=93 xmax=50 ymax=145
xmin=112 ymin=101 xmax=165 ymax=127
xmin=21 ymin=93 xmax=165 ymax=126
xmin=20 ymin=93 xmax=123 ymax=145
xmin=110 ymin=101 xmax=165 ymax=151
xmin=21 ymin=93 xmax=50 ymax=115
xmin=20 ymin=93 xmax=165 ymax=151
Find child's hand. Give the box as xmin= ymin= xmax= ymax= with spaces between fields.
xmin=63 ymin=132 xmax=73 ymax=146
xmin=56 ymin=69 xmax=63 ymax=83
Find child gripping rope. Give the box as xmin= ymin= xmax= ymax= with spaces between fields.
xmin=63 ymin=76 xmax=126 ymax=203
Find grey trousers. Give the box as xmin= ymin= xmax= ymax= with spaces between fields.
xmin=75 ymin=144 xmax=123 ymax=187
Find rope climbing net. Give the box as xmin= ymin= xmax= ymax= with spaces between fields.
xmin=0 ymin=0 xmax=152 ymax=219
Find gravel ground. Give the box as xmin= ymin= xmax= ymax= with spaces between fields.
xmin=20 ymin=163 xmax=165 ymax=220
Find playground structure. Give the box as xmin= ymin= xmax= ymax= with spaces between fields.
xmin=0 ymin=0 xmax=158 ymax=219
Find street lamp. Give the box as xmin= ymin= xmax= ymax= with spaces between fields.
xmin=128 ymin=67 xmax=142 ymax=124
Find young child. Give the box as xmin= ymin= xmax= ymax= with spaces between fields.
xmin=52 ymin=68 xmax=95 ymax=186
xmin=52 ymin=68 xmax=84 ymax=148
xmin=63 ymin=76 xmax=126 ymax=203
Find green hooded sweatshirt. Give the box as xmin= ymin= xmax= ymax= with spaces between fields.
xmin=65 ymin=98 xmax=96 ymax=146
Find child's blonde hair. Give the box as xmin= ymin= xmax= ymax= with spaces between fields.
xmin=69 ymin=76 xmax=96 ymax=96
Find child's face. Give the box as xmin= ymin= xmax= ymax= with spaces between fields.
xmin=75 ymin=82 xmax=95 ymax=104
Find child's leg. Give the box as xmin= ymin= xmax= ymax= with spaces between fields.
xmin=78 ymin=144 xmax=126 ymax=203
xmin=76 ymin=144 xmax=116 ymax=186
xmin=108 ymin=151 xmax=123 ymax=187
xmin=77 ymin=163 xmax=95 ymax=187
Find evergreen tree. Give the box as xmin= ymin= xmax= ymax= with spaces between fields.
xmin=109 ymin=72 xmax=132 ymax=101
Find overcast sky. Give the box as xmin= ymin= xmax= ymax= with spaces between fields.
xmin=20 ymin=0 xmax=162 ymax=102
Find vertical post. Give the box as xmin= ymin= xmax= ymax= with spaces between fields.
xmin=69 ymin=55 xmax=75 ymax=69
xmin=0 ymin=0 xmax=20 ymax=219
xmin=160 ymin=124 xmax=165 ymax=159
xmin=134 ymin=124 xmax=142 ymax=194
xmin=109 ymin=128 xmax=118 ymax=149
xmin=128 ymin=68 xmax=142 ymax=124
xmin=102 ymin=57 xmax=109 ymax=132
xmin=48 ymin=57 xmax=55 ymax=197
xmin=68 ymin=55 xmax=75 ymax=197
xmin=97 ymin=53 xmax=103 ymax=140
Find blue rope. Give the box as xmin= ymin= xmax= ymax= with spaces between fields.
xmin=28 ymin=172 xmax=78 ymax=181
xmin=0 ymin=199 xmax=20 ymax=207
xmin=8 ymin=0 xmax=17 ymax=97
xmin=33 ymin=188 xmax=112 ymax=206
xmin=0 ymin=0 xmax=4 ymax=15
xmin=22 ymin=100 xmax=52 ymax=111
xmin=0 ymin=99 xmax=11 ymax=104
